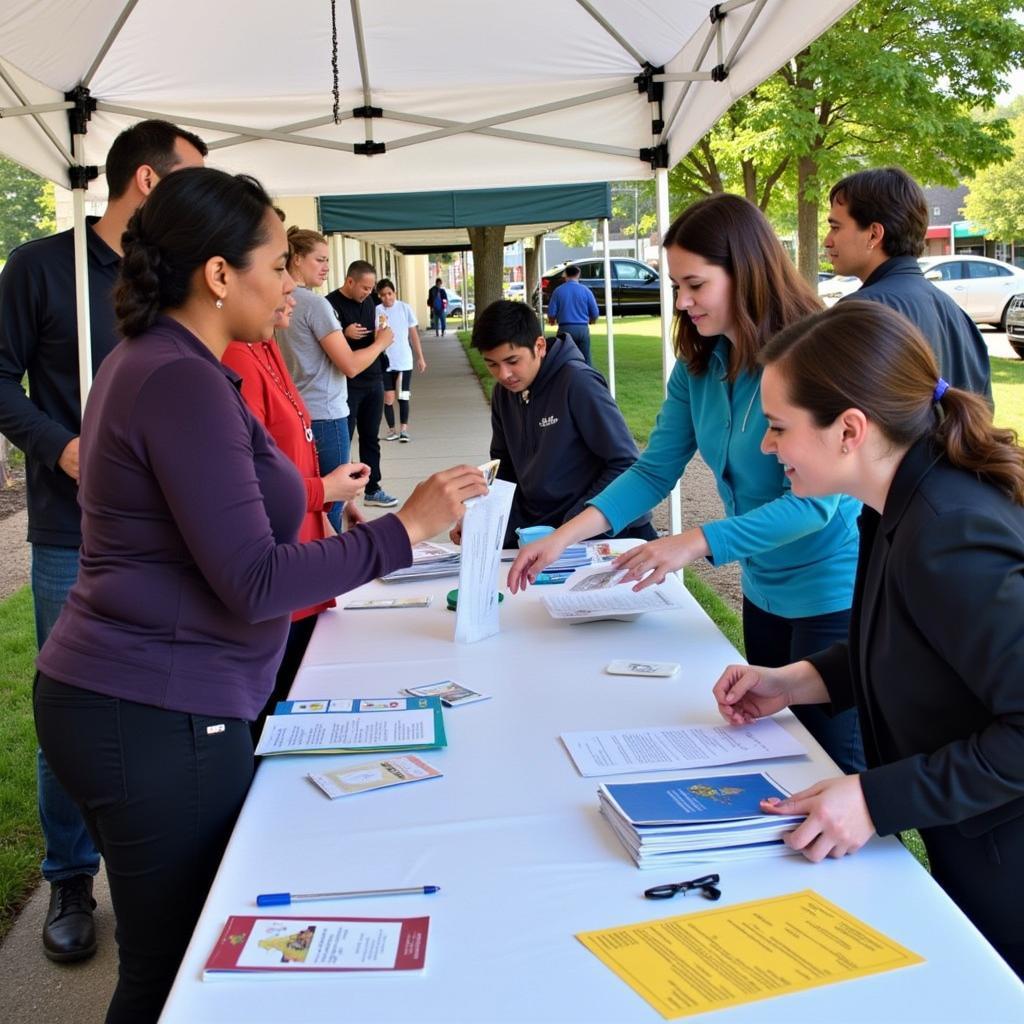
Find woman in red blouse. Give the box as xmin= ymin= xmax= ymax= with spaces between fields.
xmin=222 ymin=254 xmax=369 ymax=736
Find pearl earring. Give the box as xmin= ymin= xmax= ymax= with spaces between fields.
xmin=215 ymin=298 xmax=224 ymax=309
xmin=841 ymin=445 xmax=848 ymax=454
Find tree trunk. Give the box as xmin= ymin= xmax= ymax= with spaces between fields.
xmin=741 ymin=160 xmax=757 ymax=205
xmin=525 ymin=234 xmax=542 ymax=304
xmin=796 ymin=154 xmax=820 ymax=285
xmin=467 ymin=225 xmax=506 ymax=317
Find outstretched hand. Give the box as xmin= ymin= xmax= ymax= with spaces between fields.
xmin=612 ymin=528 xmax=709 ymax=591
xmin=507 ymin=535 xmax=569 ymax=594
xmin=761 ymin=775 xmax=875 ymax=862
xmin=396 ymin=465 xmax=489 ymax=546
xmin=712 ymin=664 xmax=792 ymax=724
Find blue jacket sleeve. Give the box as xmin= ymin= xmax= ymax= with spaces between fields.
xmin=588 ymin=360 xmax=697 ymax=530
xmin=701 ymin=488 xmax=843 ymax=565
xmin=587 ymin=289 xmax=599 ymax=321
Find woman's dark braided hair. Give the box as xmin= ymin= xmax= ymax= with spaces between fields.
xmin=115 ymin=168 xmax=273 ymax=338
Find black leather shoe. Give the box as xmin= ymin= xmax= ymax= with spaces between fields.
xmin=42 ymin=875 xmax=97 ymax=962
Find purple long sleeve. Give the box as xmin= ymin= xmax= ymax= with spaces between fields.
xmin=38 ymin=317 xmax=411 ymax=720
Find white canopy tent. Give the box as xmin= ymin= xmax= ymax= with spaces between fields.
xmin=0 ymin=0 xmax=857 ymax=531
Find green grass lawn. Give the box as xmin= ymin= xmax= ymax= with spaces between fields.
xmin=0 ymin=587 xmax=43 ymax=942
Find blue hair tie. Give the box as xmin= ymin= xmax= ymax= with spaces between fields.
xmin=932 ymin=378 xmax=949 ymax=403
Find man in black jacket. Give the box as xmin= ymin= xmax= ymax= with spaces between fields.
xmin=0 ymin=120 xmax=206 ymax=962
xmin=825 ymin=167 xmax=992 ymax=400
xmin=467 ymin=300 xmax=654 ymax=548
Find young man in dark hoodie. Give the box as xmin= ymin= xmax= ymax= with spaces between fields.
xmin=466 ymin=300 xmax=655 ymax=548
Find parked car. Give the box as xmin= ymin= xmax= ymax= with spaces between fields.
xmin=818 ymin=274 xmax=861 ymax=306
xmin=534 ymin=257 xmax=661 ymax=314
xmin=505 ymin=281 xmax=526 ymax=301
xmin=917 ymin=255 xmax=1024 ymax=329
xmin=444 ymin=290 xmax=475 ymax=318
xmin=1003 ymin=294 xmax=1024 ymax=358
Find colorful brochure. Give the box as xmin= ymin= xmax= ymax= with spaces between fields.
xmin=203 ymin=915 xmax=429 ymax=978
xmin=577 ymin=891 xmax=923 ymax=1018
xmin=308 ymin=755 xmax=443 ymax=799
xmin=402 ymin=680 xmax=491 ymax=707
xmin=254 ymin=697 xmax=446 ymax=757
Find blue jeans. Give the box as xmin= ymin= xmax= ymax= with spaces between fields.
xmin=311 ymin=417 xmax=351 ymax=534
xmin=742 ymin=597 xmax=866 ymax=776
xmin=560 ymin=323 xmax=592 ymax=365
xmin=434 ymin=309 xmax=447 ymax=335
xmin=31 ymin=543 xmax=101 ymax=882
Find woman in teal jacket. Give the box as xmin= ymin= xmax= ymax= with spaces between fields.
xmin=509 ymin=193 xmax=864 ymax=773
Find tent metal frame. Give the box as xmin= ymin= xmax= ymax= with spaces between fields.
xmin=1 ymin=0 xmax=768 ymax=535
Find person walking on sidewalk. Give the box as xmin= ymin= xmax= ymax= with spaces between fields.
xmin=0 ymin=119 xmax=206 ymax=964
xmin=277 ymin=231 xmax=392 ymax=532
xmin=328 ymin=261 xmax=399 ymax=507
xmin=427 ymin=277 xmax=448 ymax=337
xmin=377 ymin=278 xmax=427 ymax=443
xmin=546 ymin=262 xmax=599 ymax=365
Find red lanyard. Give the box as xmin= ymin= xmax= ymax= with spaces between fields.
xmin=247 ymin=341 xmax=321 ymax=477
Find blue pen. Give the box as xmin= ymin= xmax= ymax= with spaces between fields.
xmin=257 ymin=885 xmax=440 ymax=907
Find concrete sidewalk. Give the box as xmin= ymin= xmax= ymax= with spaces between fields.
xmin=0 ymin=328 xmax=492 ymax=1024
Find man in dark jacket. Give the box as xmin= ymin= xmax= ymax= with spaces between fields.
xmin=427 ymin=278 xmax=448 ymax=336
xmin=825 ymin=166 xmax=992 ymax=400
xmin=468 ymin=300 xmax=654 ymax=547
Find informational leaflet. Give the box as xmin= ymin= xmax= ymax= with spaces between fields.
xmin=204 ymin=915 xmax=429 ymax=978
xmin=577 ymin=891 xmax=923 ymax=1019
xmin=560 ymin=718 xmax=804 ymax=777
xmin=254 ymin=697 xmax=446 ymax=757
xmin=455 ymin=478 xmax=515 ymax=644
xmin=542 ymin=562 xmax=688 ymax=622
xmin=308 ymin=755 xmax=443 ymax=799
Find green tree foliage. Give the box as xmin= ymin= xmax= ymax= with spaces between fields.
xmin=556 ymin=220 xmax=594 ymax=249
xmin=964 ymin=114 xmax=1024 ymax=240
xmin=0 ymin=156 xmax=55 ymax=259
xmin=673 ymin=0 xmax=1024 ymax=280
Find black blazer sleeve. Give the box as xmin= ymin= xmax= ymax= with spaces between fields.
xmin=861 ymin=509 xmax=1024 ymax=836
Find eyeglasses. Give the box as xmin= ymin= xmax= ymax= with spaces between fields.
xmin=644 ymin=873 xmax=721 ymax=901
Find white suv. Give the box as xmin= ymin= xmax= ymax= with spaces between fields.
xmin=918 ymin=255 xmax=1024 ymax=329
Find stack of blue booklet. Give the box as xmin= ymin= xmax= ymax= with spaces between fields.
xmin=536 ymin=544 xmax=592 ymax=583
xmin=598 ymin=772 xmax=804 ymax=868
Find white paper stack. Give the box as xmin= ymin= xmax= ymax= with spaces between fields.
xmin=381 ymin=541 xmax=461 ymax=582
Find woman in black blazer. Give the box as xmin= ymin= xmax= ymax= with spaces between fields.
xmin=714 ymin=300 xmax=1024 ymax=977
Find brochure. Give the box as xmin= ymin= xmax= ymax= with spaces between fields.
xmin=541 ymin=562 xmax=688 ymax=623
xmin=203 ymin=915 xmax=430 ymax=978
xmin=254 ymin=697 xmax=446 ymax=757
xmin=402 ymin=680 xmax=490 ymax=707
xmin=308 ymin=755 xmax=443 ymax=799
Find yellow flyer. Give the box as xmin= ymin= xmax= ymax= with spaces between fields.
xmin=576 ymin=889 xmax=923 ymax=1019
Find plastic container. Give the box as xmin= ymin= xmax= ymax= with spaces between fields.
xmin=515 ymin=525 xmax=555 ymax=547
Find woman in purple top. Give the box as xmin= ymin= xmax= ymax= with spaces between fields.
xmin=33 ymin=168 xmax=487 ymax=1024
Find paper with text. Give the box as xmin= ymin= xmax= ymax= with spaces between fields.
xmin=560 ymin=718 xmax=805 ymax=776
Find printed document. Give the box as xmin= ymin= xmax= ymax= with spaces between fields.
xmin=560 ymin=718 xmax=804 ymax=777
xmin=542 ymin=562 xmax=688 ymax=621
xmin=577 ymin=890 xmax=923 ymax=1018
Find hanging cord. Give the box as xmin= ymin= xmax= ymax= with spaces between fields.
xmin=331 ymin=0 xmax=341 ymax=124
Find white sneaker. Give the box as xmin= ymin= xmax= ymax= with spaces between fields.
xmin=382 ymin=432 xmax=400 ymax=442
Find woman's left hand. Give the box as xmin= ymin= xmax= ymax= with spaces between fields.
xmin=612 ymin=528 xmax=710 ymax=591
xmin=761 ymin=775 xmax=876 ymax=862
xmin=417 ymin=357 xmax=427 ymax=373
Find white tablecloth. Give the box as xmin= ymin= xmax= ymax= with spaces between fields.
xmin=162 ymin=574 xmax=1024 ymax=1023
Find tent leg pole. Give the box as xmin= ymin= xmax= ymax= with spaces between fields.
xmin=72 ymin=135 xmax=93 ymax=408
xmin=601 ymin=217 xmax=615 ymax=398
xmin=655 ymin=166 xmax=681 ymax=536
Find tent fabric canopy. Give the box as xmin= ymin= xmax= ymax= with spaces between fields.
xmin=0 ymin=0 xmax=857 ymax=200
xmin=318 ymin=182 xmax=611 ymax=252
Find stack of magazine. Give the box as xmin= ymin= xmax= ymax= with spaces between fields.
xmin=535 ymin=543 xmax=592 ymax=583
xmin=598 ymin=772 xmax=804 ymax=868
xmin=381 ymin=541 xmax=460 ymax=582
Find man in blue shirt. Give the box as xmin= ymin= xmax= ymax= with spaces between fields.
xmin=546 ymin=263 xmax=599 ymax=364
